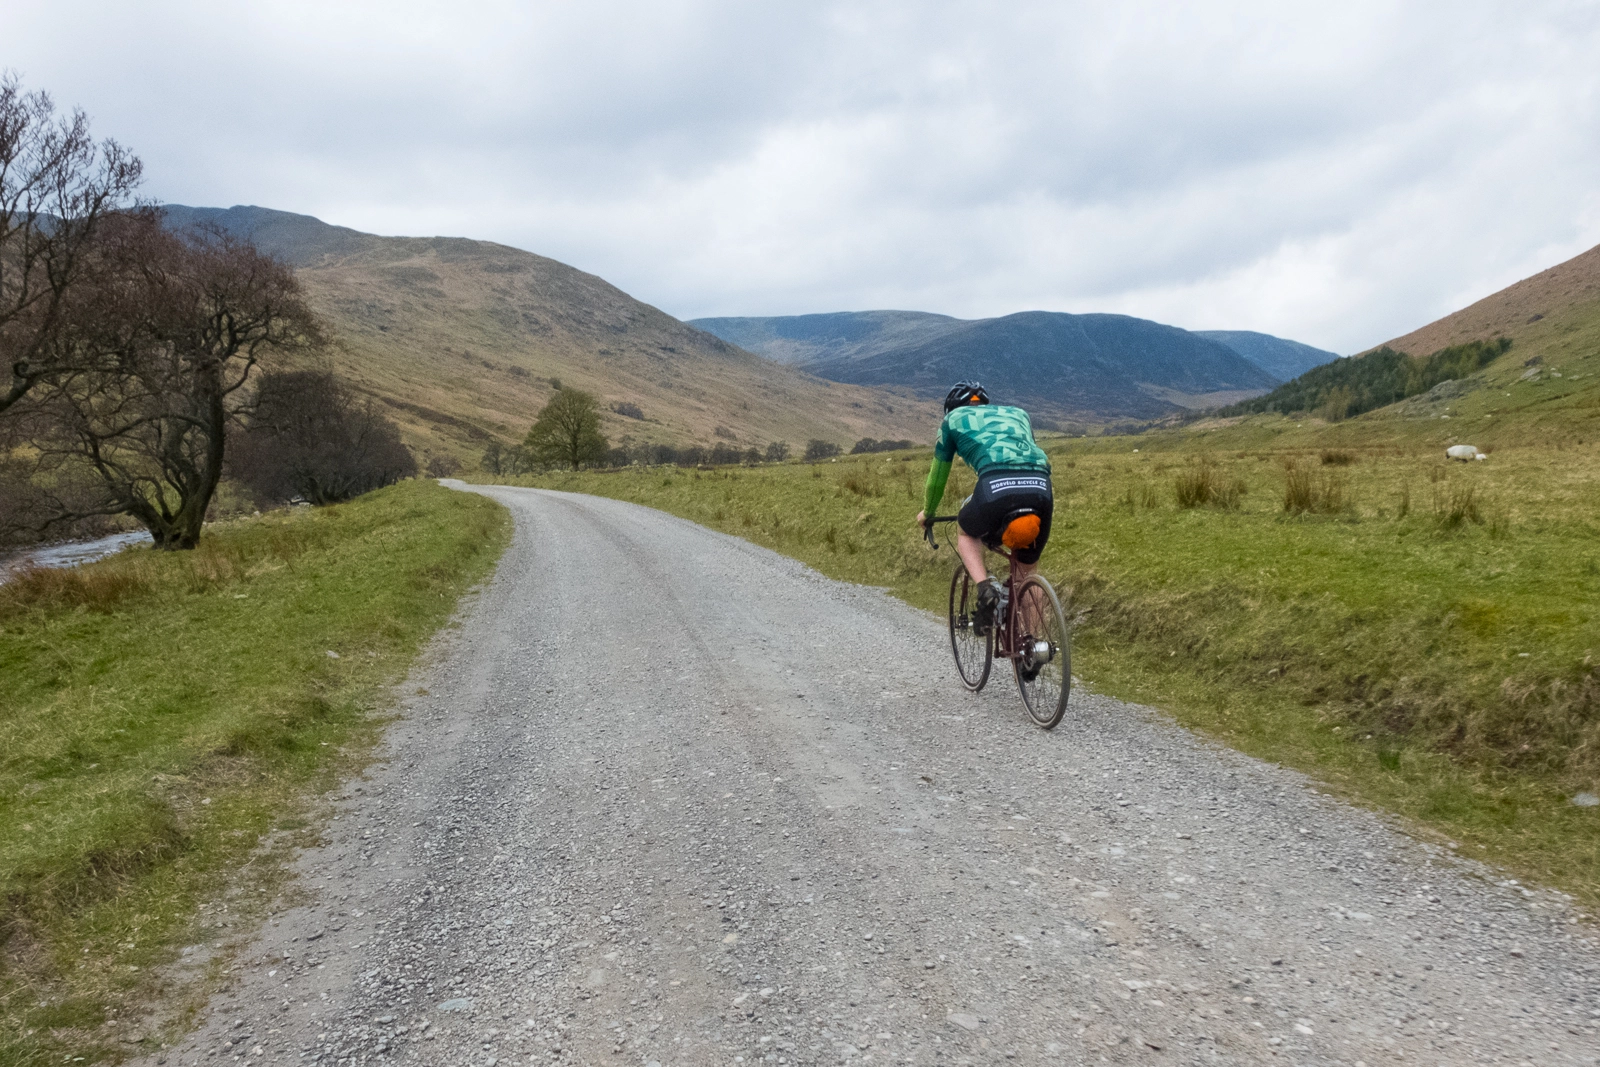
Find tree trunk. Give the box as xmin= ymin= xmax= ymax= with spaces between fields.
xmin=131 ymin=368 xmax=227 ymax=550
xmin=168 ymin=369 xmax=227 ymax=549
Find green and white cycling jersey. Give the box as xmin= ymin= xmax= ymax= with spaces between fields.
xmin=922 ymin=404 xmax=1050 ymax=518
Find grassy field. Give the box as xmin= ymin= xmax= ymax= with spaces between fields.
xmin=0 ymin=480 xmax=509 ymax=1066
xmin=496 ymin=428 xmax=1600 ymax=910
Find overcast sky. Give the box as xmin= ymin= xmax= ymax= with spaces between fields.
xmin=13 ymin=1 xmax=1600 ymax=352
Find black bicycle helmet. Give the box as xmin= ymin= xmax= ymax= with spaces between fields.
xmin=943 ymin=380 xmax=990 ymax=413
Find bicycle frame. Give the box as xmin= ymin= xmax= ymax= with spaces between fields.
xmin=992 ymin=553 xmax=1020 ymax=661
xmin=927 ymin=515 xmax=1025 ymax=664
xmin=928 ymin=513 xmax=1071 ymax=728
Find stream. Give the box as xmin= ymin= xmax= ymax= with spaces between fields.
xmin=0 ymin=530 xmax=153 ymax=582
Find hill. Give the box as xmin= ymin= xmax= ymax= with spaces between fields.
xmin=1214 ymin=238 xmax=1600 ymax=443
xmin=1195 ymin=330 xmax=1340 ymax=381
xmin=688 ymin=311 xmax=961 ymax=366
xmin=1378 ymin=241 xmax=1600 ymax=358
xmin=701 ymin=310 xmax=1278 ymax=421
xmin=162 ymin=206 xmax=936 ymax=461
xmin=691 ymin=310 xmax=1331 ymax=422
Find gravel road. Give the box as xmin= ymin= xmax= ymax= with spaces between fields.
xmin=147 ymin=485 xmax=1600 ymax=1067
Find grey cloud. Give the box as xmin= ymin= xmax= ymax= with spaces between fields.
xmin=12 ymin=0 xmax=1600 ymax=352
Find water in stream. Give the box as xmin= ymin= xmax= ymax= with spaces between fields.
xmin=0 ymin=530 xmax=153 ymax=582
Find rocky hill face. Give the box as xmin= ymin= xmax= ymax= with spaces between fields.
xmin=162 ymin=206 xmax=937 ymax=460
xmin=693 ymin=309 xmax=1302 ymax=422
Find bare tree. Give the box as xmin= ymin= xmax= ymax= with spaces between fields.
xmin=0 ymin=73 xmax=143 ymax=415
xmin=424 ymin=454 xmax=461 ymax=478
xmin=523 ymin=387 xmax=608 ymax=469
xmin=9 ymin=218 xmax=323 ymax=548
xmin=231 ymin=369 xmax=415 ymax=505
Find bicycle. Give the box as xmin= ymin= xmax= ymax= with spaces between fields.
xmin=924 ymin=515 xmax=1072 ymax=729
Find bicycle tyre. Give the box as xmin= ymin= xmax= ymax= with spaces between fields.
xmin=1010 ymin=575 xmax=1071 ymax=728
xmin=947 ymin=564 xmax=992 ymax=691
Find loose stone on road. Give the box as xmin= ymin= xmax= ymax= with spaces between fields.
xmin=147 ymin=485 xmax=1600 ymax=1066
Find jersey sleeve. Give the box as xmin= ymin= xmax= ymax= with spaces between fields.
xmin=933 ymin=416 xmax=957 ymax=463
xmin=923 ymin=457 xmax=952 ymax=519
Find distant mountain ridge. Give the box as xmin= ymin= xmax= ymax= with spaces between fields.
xmin=161 ymin=206 xmax=936 ymax=456
xmin=692 ymin=310 xmax=1336 ymax=422
xmin=693 ymin=311 xmax=963 ymax=366
xmin=1196 ymin=330 xmax=1341 ymax=382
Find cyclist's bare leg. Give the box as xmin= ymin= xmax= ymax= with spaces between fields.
xmin=956 ymin=531 xmax=988 ymax=585
xmin=958 ymin=534 xmax=1037 ymax=588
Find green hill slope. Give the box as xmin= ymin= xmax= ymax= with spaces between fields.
xmin=1205 ymin=240 xmax=1600 ymax=447
xmin=163 ymin=206 xmax=937 ymax=462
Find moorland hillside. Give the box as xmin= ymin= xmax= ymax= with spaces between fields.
xmin=688 ymin=310 xmax=962 ymax=366
xmin=1378 ymin=240 xmax=1600 ymax=357
xmin=162 ymin=206 xmax=936 ymax=460
xmin=1216 ymin=239 xmax=1600 ymax=444
xmin=693 ymin=309 xmax=1337 ymax=423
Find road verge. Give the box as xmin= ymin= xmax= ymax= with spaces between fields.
xmin=0 ymin=480 xmax=510 ymax=1064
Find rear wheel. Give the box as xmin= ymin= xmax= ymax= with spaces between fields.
xmin=1011 ymin=575 xmax=1071 ymax=728
xmin=948 ymin=564 xmax=992 ymax=691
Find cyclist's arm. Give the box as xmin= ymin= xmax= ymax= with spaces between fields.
xmin=922 ymin=456 xmax=952 ymax=521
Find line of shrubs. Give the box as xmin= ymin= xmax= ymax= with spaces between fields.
xmin=849 ymin=437 xmax=915 ymax=454
xmin=483 ymin=438 xmax=797 ymax=474
xmin=483 ymin=434 xmax=925 ymax=474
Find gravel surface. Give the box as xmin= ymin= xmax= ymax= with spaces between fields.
xmin=143 ymin=485 xmax=1600 ymax=1067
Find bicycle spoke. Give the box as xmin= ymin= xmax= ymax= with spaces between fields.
xmin=948 ymin=564 xmax=991 ymax=691
xmin=1011 ymin=576 xmax=1071 ymax=728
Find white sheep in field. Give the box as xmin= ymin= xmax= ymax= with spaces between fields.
xmin=1446 ymin=444 xmax=1485 ymax=461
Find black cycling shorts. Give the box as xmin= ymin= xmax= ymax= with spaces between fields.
xmin=957 ymin=469 xmax=1054 ymax=565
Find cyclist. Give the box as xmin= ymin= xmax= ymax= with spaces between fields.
xmin=916 ymin=381 xmax=1053 ymax=633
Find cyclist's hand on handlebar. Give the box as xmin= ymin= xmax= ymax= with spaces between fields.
xmin=916 ymin=509 xmax=928 ymax=529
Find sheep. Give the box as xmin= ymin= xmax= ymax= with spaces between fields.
xmin=1446 ymin=444 xmax=1485 ymax=461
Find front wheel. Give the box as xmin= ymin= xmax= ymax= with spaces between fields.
xmin=1010 ymin=575 xmax=1071 ymax=728
xmin=948 ymin=564 xmax=992 ymax=691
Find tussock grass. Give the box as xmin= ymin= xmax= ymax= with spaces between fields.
xmin=1173 ymin=458 xmax=1244 ymax=510
xmin=1282 ymin=460 xmax=1348 ymax=514
xmin=494 ymin=440 xmax=1600 ymax=909
xmin=1121 ymin=480 xmax=1161 ymax=510
xmin=0 ymin=481 xmax=509 ymax=1064
xmin=1435 ymin=483 xmax=1484 ymax=529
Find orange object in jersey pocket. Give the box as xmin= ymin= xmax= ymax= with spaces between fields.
xmin=1001 ymin=514 xmax=1041 ymax=549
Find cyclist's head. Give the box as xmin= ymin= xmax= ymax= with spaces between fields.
xmin=943 ymin=381 xmax=990 ymax=413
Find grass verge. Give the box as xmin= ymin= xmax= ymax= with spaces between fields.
xmin=485 ymin=441 xmax=1599 ymax=911
xmin=0 ymin=480 xmax=509 ymax=1065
